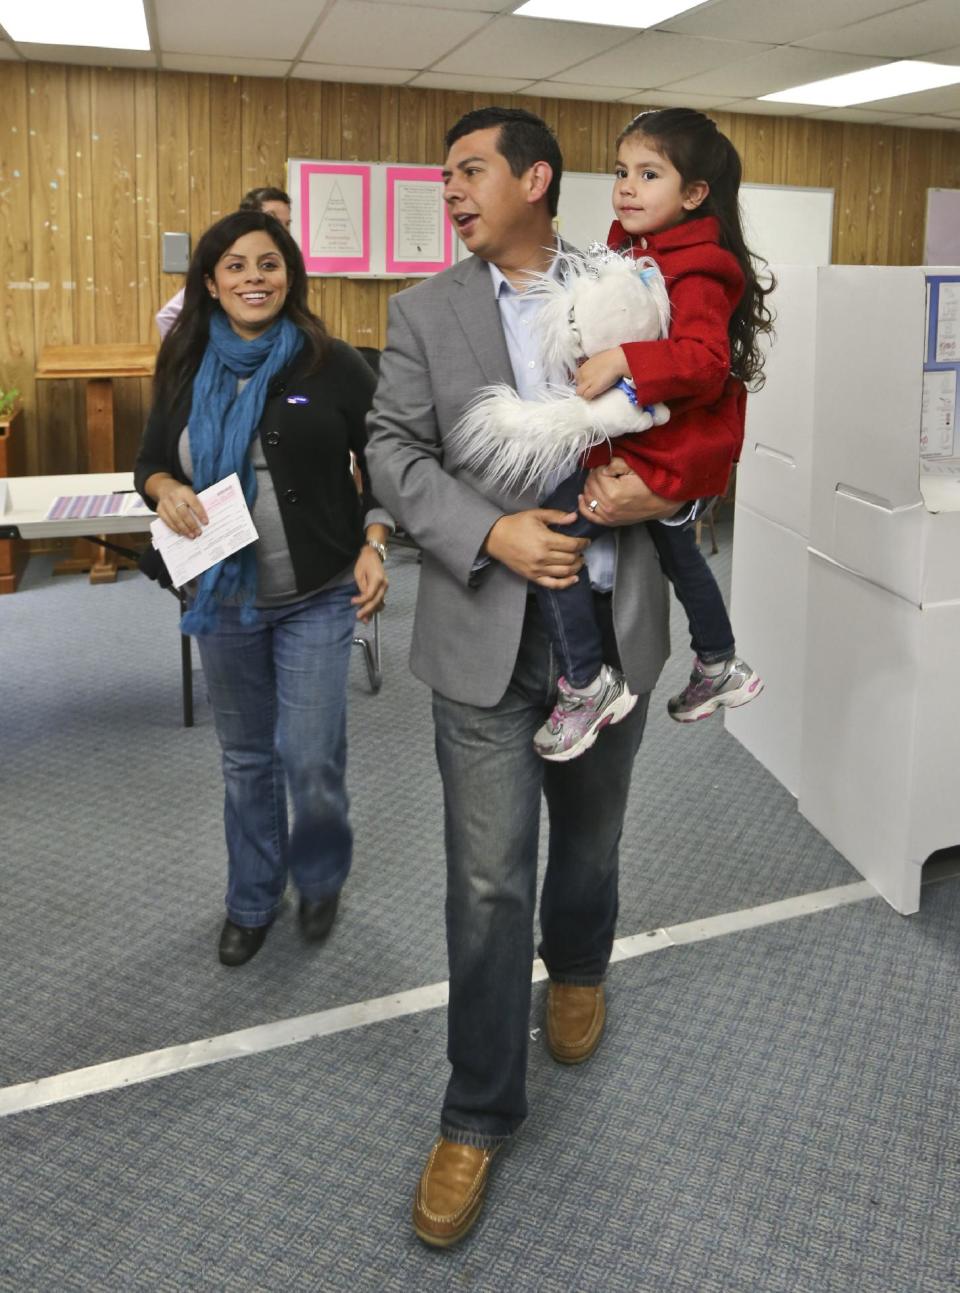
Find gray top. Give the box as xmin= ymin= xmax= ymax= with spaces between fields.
xmin=177 ymin=376 xmax=390 ymax=607
xmin=177 ymin=425 xmax=362 ymax=608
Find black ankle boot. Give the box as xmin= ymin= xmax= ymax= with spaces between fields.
xmin=218 ymin=918 xmax=269 ymax=966
xmin=298 ymin=893 xmax=340 ymax=942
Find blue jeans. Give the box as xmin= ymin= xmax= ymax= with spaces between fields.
xmin=538 ymin=470 xmax=735 ymax=678
xmin=535 ymin=470 xmax=607 ymax=687
xmin=647 ymin=520 xmax=735 ymax=664
xmin=432 ymin=594 xmax=650 ymax=1147
xmin=195 ymin=584 xmax=356 ymax=927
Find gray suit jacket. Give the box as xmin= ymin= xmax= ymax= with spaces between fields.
xmin=366 ymin=252 xmax=670 ymax=707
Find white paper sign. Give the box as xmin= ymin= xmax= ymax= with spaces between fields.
xmin=150 ymin=473 xmax=258 ymax=589
xmin=935 ymin=282 xmax=960 ymax=363
xmin=920 ymin=368 xmax=957 ymax=458
xmin=394 ymin=180 xmax=444 ymax=262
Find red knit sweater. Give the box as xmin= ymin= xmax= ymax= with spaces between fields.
xmin=583 ymin=214 xmax=747 ymax=502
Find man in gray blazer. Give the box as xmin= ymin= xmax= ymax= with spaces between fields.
xmin=367 ymin=107 xmax=689 ymax=1248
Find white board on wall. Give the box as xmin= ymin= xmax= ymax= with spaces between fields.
xmin=924 ymin=189 xmax=960 ymax=265
xmin=552 ymin=173 xmax=835 ymax=267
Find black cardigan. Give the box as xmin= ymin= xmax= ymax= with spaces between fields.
xmin=135 ymin=339 xmax=380 ymax=596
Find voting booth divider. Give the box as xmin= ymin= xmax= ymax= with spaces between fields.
xmin=725 ymin=267 xmax=818 ymax=800
xmin=728 ymin=265 xmax=960 ymax=915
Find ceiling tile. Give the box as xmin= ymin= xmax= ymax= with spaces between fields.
xmin=660 ymin=0 xmax=915 ymax=46
xmin=409 ymin=70 xmax=535 ymax=91
xmin=292 ymin=62 xmax=416 ymax=84
xmin=796 ymin=0 xmax=960 ymax=59
xmin=661 ymin=45 xmax=883 ymax=97
xmin=305 ymin=1 xmax=490 ymax=68
xmin=870 ymin=112 xmax=960 ymax=128
xmin=0 ymin=40 xmax=21 ymax=59
xmin=162 ymin=53 xmax=290 ymax=76
xmin=556 ymin=31 xmax=769 ymax=88
xmin=14 ymin=44 xmax=157 ymax=67
xmin=931 ymin=43 xmax=960 ymax=64
xmin=157 ymin=0 xmax=321 ymax=60
xmin=857 ymin=84 xmax=960 ymax=113
xmin=520 ymin=81 xmax=639 ymax=101
xmin=432 ymin=16 xmax=626 ymax=79
xmin=365 ymin=0 xmax=507 ymax=8
xmin=617 ymin=89 xmax=736 ymax=108
xmin=812 ymin=105 xmax=905 ymax=122
xmin=713 ymin=98 xmax=828 ymax=117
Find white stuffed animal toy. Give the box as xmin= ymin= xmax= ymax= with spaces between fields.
xmin=451 ymin=245 xmax=672 ymax=495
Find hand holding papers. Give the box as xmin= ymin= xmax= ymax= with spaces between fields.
xmin=150 ymin=473 xmax=258 ymax=589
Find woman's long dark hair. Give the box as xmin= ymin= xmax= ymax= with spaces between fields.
xmin=618 ymin=108 xmax=775 ymax=389
xmin=153 ymin=209 xmax=329 ymax=411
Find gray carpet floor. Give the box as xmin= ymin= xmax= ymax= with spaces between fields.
xmin=2 ymin=522 xmax=956 ymax=1289
xmin=0 ymin=522 xmax=861 ymax=1088
xmin=3 ymin=877 xmax=959 ymax=1292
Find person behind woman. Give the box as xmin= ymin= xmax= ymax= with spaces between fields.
xmin=155 ymin=187 xmax=293 ymax=340
xmin=533 ymin=107 xmax=774 ymax=760
xmin=135 ymin=209 xmax=389 ymax=966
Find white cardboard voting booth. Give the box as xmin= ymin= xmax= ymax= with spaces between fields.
xmin=727 ymin=265 xmax=960 ymax=914
xmin=727 ymin=266 xmax=818 ymax=796
xmin=800 ymin=266 xmax=960 ymax=914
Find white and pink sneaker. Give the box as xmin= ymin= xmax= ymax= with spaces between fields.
xmin=534 ymin=664 xmax=638 ymax=762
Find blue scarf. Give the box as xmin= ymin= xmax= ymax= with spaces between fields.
xmin=180 ymin=310 xmax=303 ymax=635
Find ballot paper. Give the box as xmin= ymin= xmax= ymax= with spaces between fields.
xmin=150 ymin=473 xmax=258 ymax=589
xmin=45 ymin=491 xmax=152 ymax=521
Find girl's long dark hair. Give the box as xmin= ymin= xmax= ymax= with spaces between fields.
xmin=618 ymin=108 xmax=775 ymax=389
xmin=153 ymin=209 xmax=329 ymax=412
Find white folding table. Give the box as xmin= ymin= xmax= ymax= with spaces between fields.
xmin=0 ymin=471 xmax=196 ymax=725
xmin=0 ymin=471 xmax=383 ymax=724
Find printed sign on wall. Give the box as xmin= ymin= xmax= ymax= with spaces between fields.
xmin=289 ymin=158 xmax=454 ymax=278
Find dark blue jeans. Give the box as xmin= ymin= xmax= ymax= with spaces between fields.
xmin=195 ymin=583 xmax=357 ymax=927
xmin=538 ymin=470 xmax=735 ymax=680
xmin=432 ymin=594 xmax=650 ymax=1147
xmin=647 ymin=518 xmax=735 ymax=664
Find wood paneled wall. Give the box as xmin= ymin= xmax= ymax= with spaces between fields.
xmin=2 ymin=61 xmax=960 ymax=476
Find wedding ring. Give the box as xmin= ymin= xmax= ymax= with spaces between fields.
xmin=588 ymin=499 xmax=599 ymax=512
xmin=175 ymin=501 xmax=190 ymax=510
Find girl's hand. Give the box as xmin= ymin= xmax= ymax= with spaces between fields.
xmin=154 ymin=479 xmax=208 ymax=539
xmin=352 ymin=545 xmax=388 ymax=622
xmin=575 ymin=347 xmax=630 ymax=400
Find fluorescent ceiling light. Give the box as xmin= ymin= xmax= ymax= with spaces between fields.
xmin=512 ymin=0 xmax=707 ymax=30
xmin=0 ymin=0 xmax=150 ymax=50
xmin=761 ymin=60 xmax=960 ymax=108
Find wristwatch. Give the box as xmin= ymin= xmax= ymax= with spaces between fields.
xmin=366 ymin=539 xmax=387 ymax=562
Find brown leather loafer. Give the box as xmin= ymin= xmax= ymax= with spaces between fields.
xmin=412 ymin=1137 xmax=498 ymax=1248
xmin=545 ymin=981 xmax=606 ymax=1064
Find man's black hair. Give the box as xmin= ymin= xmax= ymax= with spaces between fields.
xmin=445 ymin=107 xmax=562 ymax=217
xmin=239 ymin=186 xmax=292 ymax=210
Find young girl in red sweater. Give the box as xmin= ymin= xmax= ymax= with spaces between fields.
xmin=534 ymin=108 xmax=775 ymax=761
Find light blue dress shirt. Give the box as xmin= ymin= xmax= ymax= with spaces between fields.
xmin=489 ymin=259 xmax=616 ymax=591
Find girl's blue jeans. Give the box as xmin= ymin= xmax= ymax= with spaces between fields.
xmin=195 ymin=583 xmax=356 ymax=928
xmin=536 ymin=469 xmax=736 ymax=684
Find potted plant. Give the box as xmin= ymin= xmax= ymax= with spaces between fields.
xmin=0 ymin=387 xmax=19 ymax=421
xmin=0 ymin=386 xmax=27 ymax=593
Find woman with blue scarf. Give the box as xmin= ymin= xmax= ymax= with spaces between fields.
xmin=135 ymin=209 xmax=389 ymax=967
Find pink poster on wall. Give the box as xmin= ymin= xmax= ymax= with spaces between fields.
xmin=299 ymin=163 xmax=371 ymax=274
xmin=385 ymin=166 xmax=453 ymax=275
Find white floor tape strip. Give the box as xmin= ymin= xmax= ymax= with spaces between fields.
xmin=0 ymin=880 xmax=877 ymax=1119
